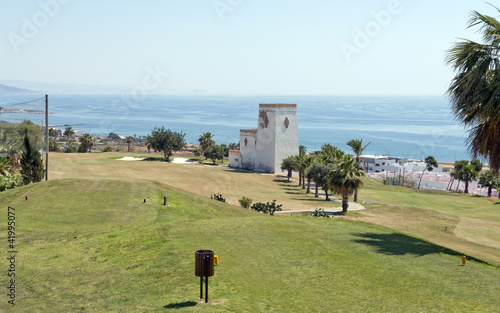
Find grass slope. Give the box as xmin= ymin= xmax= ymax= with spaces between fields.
xmin=1 ymin=178 xmax=499 ymax=312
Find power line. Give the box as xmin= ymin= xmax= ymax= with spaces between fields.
xmin=1 ymin=96 xmax=45 ymax=107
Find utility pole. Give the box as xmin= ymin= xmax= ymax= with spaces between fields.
xmin=45 ymin=94 xmax=48 ymax=181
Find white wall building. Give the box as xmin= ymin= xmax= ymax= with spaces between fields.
xmin=363 ymin=155 xmax=444 ymax=173
xmin=229 ymin=103 xmax=299 ymax=173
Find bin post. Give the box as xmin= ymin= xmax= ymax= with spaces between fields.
xmin=205 ymin=254 xmax=209 ymax=303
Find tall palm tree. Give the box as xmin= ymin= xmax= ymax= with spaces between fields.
xmin=458 ymin=164 xmax=479 ymax=194
xmin=328 ymin=155 xmax=365 ymax=212
xmin=79 ymin=133 xmax=94 ymax=153
xmin=478 ymin=170 xmax=499 ymax=197
xmin=292 ymin=155 xmax=308 ymax=188
xmin=306 ymin=162 xmax=333 ymax=198
xmin=417 ymin=156 xmax=438 ymax=189
xmin=126 ymin=136 xmax=133 ymax=152
xmin=347 ymin=138 xmax=371 ymax=202
xmin=198 ymin=132 xmax=215 ymax=153
xmin=280 ymin=156 xmax=295 ymax=182
xmin=446 ymin=7 xmax=500 ymax=172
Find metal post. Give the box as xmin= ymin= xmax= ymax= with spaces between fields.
xmin=45 ymin=94 xmax=48 ymax=181
xmin=200 ymin=277 xmax=203 ymax=299
xmin=164 ymin=196 xmax=168 ymax=205
xmin=205 ymin=254 xmax=209 ymax=303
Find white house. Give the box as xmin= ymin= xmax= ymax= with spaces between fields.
xmin=362 ymin=155 xmax=444 ymax=173
xmin=229 ymin=103 xmax=299 ymax=173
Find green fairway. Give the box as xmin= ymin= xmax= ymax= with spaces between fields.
xmin=357 ymin=179 xmax=500 ymax=265
xmin=1 ymin=176 xmax=499 ymax=312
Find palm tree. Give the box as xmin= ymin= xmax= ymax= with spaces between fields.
xmin=347 ymin=138 xmax=371 ymax=202
xmin=280 ymin=156 xmax=295 ymax=182
xmin=446 ymin=7 xmax=500 ymax=173
xmin=417 ymin=156 xmax=438 ymax=189
xmin=292 ymin=155 xmax=306 ymax=188
xmin=306 ymin=162 xmax=332 ymax=198
xmin=79 ymin=133 xmax=94 ymax=153
xmin=126 ymin=136 xmax=133 ymax=152
xmin=328 ymin=155 xmax=365 ymax=212
xmin=457 ymin=164 xmax=479 ymax=194
xmin=478 ymin=170 xmax=498 ymax=197
xmin=198 ymin=132 xmax=215 ymax=153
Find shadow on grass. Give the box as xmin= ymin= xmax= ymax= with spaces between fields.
xmin=353 ymin=232 xmax=461 ymax=257
xmin=141 ymin=157 xmax=166 ymax=162
xmin=163 ymin=301 xmax=198 ymax=309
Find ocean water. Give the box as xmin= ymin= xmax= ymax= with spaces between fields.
xmin=0 ymin=94 xmax=471 ymax=162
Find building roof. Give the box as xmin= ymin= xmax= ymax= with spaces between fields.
xmin=259 ymin=103 xmax=296 ymax=108
xmin=240 ymin=128 xmax=258 ymax=134
xmin=229 ymin=150 xmax=240 ymax=154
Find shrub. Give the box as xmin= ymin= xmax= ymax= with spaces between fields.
xmin=251 ymin=200 xmax=283 ymax=215
xmin=103 ymin=146 xmax=113 ymax=152
xmin=312 ymin=208 xmax=328 ymax=217
xmin=65 ymin=145 xmax=77 ymax=153
xmin=383 ymin=175 xmax=417 ymax=188
xmin=238 ymin=196 xmax=253 ymax=209
xmin=193 ymin=147 xmax=202 ymax=156
xmin=211 ymin=193 xmax=226 ymax=203
xmin=0 ymin=172 xmax=23 ymax=191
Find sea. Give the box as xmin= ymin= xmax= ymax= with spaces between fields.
xmin=0 ymin=94 xmax=473 ymax=162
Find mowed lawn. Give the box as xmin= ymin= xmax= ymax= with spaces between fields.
xmin=49 ymin=152 xmax=500 ymax=265
xmin=1 ymin=178 xmax=499 ymax=312
xmin=49 ymin=152 xmax=341 ymax=211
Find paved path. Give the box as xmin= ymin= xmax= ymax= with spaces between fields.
xmin=276 ymin=196 xmax=366 ymax=214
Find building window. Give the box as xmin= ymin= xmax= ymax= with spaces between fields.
xmin=264 ymin=114 xmax=269 ymax=128
xmin=244 ymin=138 xmax=248 ymax=146
xmin=284 ymin=117 xmax=290 ymax=128
xmin=255 ymin=139 xmax=257 ymax=145
xmin=375 ymin=164 xmax=380 ymax=167
xmin=235 ymin=158 xmax=239 ymax=162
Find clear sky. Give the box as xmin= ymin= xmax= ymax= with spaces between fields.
xmin=0 ymin=0 xmax=495 ymax=95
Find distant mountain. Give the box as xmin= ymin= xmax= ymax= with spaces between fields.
xmin=0 ymin=79 xmax=130 ymax=94
xmin=0 ymin=83 xmax=36 ymax=94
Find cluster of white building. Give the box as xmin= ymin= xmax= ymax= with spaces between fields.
xmin=362 ymin=155 xmax=445 ymax=174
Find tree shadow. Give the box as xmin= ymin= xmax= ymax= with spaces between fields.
xmin=494 ymin=201 xmax=500 ymax=205
xmin=163 ymin=301 xmax=198 ymax=309
xmin=142 ymin=157 xmax=165 ymax=162
xmin=352 ymin=232 xmax=461 ymax=257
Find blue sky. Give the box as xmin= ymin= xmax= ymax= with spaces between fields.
xmin=0 ymin=0 xmax=495 ymax=95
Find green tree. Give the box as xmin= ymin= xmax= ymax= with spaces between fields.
xmin=147 ymin=126 xmax=186 ymax=162
xmin=446 ymin=7 xmax=500 ymax=172
xmin=328 ymin=155 xmax=365 ymax=212
xmin=0 ymin=157 xmax=14 ymax=176
xmin=470 ymin=159 xmax=484 ymax=172
xmin=79 ymin=133 xmax=94 ymax=153
xmin=107 ymin=132 xmax=121 ymax=140
xmin=228 ymin=142 xmax=239 ymax=150
xmin=20 ymin=132 xmax=44 ymax=185
xmin=347 ymin=138 xmax=371 ymax=202
xmin=292 ymin=154 xmax=308 ymax=188
xmin=63 ymin=124 xmax=75 ymax=144
xmin=198 ymin=132 xmax=215 ymax=153
xmin=458 ymin=164 xmax=479 ymax=194
xmin=126 ymin=136 xmax=133 ymax=152
xmin=417 ymin=156 xmax=438 ymax=189
xmin=49 ymin=128 xmax=59 ymax=139
xmin=280 ymin=155 xmax=295 ymax=182
xmin=478 ymin=170 xmax=498 ymax=197
xmin=204 ymin=144 xmax=225 ymax=164
xmin=449 ymin=160 xmax=469 ymax=191
xmin=306 ymin=162 xmax=334 ymax=200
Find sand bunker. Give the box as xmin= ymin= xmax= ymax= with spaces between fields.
xmin=118 ymin=157 xmax=145 ymax=161
xmin=170 ymin=158 xmax=195 ymax=164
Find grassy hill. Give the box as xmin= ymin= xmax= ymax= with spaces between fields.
xmin=1 ymin=153 xmax=499 ymax=311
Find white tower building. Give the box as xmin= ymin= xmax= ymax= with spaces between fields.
xmin=229 ymin=103 xmax=299 ymax=173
